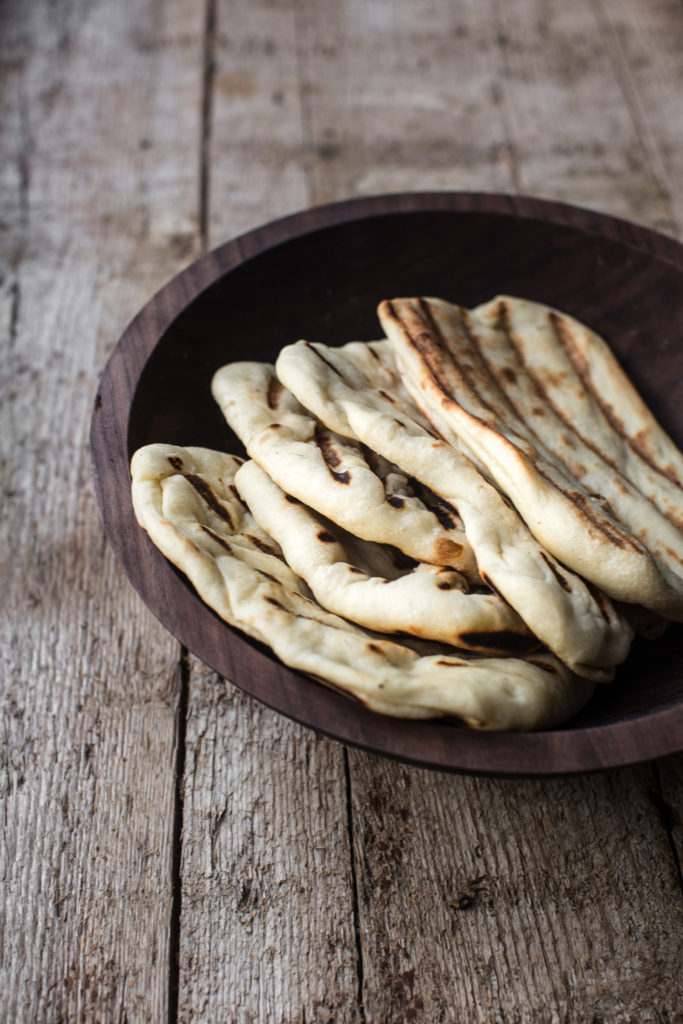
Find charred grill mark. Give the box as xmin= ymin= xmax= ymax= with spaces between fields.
xmin=360 ymin=443 xmax=384 ymax=475
xmin=384 ymin=298 xmax=458 ymax=407
xmin=390 ymin=548 xmax=420 ymax=571
xmin=430 ymin=303 xmax=529 ymax=439
xmin=459 ymin=630 xmax=538 ymax=654
xmin=168 ymin=455 xmax=183 ymax=470
xmin=550 ymin=312 xmax=683 ymax=488
xmin=585 ymin=581 xmax=613 ymax=624
xmin=479 ymin=572 xmax=512 ymax=607
xmin=317 ymin=530 xmax=336 ymax=543
xmin=258 ymin=569 xmax=280 ymax=584
xmin=266 ymin=376 xmax=284 ymax=409
xmin=199 ymin=524 xmax=231 ymax=550
xmin=244 ymin=534 xmax=285 ymax=560
xmin=436 ymin=658 xmax=467 ymax=667
xmin=461 ymin=305 xmax=558 ymax=453
xmin=314 ymin=424 xmax=342 ymax=467
xmin=378 ymin=389 xmax=396 ymax=404
xmin=314 ymin=423 xmax=353 ymax=485
xmin=531 ymin=461 xmax=639 ymax=551
xmin=563 ymin=487 xmax=636 ymax=549
xmin=411 ymin=478 xmax=459 ymax=529
xmin=540 ymin=551 xmax=572 ymax=592
xmin=265 ymin=594 xmax=329 ymax=626
xmin=311 ymin=344 xmax=344 ymax=379
xmin=387 ymin=494 xmax=405 ymax=508
xmin=367 ymin=642 xmax=383 ymax=653
xmin=185 ymin=474 xmax=234 ymax=527
xmin=229 ymin=484 xmax=241 ymax=500
xmin=431 ymin=503 xmax=456 ymax=531
xmin=500 ymin=308 xmax=661 ymax=510
xmin=454 ymin=306 xmax=523 ymax=416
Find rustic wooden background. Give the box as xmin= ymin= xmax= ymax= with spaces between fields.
xmin=2 ymin=0 xmax=683 ymax=1020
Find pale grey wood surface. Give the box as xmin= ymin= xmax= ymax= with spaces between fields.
xmin=1 ymin=0 xmax=682 ymax=1021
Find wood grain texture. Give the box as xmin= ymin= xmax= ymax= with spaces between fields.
xmin=207 ymin=0 xmax=310 ymax=243
xmin=349 ymin=752 xmax=683 ymax=1023
xmin=0 ymin=0 xmax=203 ymax=1018
xmin=286 ymin=0 xmax=683 ymax=1020
xmin=5 ymin=0 xmax=683 ymax=1020
xmin=295 ymin=0 xmax=516 ymax=200
xmin=492 ymin=0 xmax=676 ymax=233
xmin=177 ymin=657 xmax=361 ymax=1022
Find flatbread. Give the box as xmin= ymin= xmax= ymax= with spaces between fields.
xmin=377 ymin=296 xmax=683 ymax=619
xmin=235 ymin=458 xmax=534 ymax=655
xmin=130 ymin=443 xmax=594 ymax=729
xmin=477 ymin=296 xmax=683 ymax=525
xmin=211 ymin=360 xmax=479 ymax=579
xmin=275 ymin=338 xmax=633 ymax=680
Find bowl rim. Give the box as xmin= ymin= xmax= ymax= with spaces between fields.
xmin=90 ymin=190 xmax=683 ymax=776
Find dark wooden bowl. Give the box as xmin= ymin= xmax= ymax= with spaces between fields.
xmin=91 ymin=192 xmax=683 ymax=776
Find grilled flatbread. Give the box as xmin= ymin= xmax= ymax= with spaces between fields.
xmin=235 ymin=458 xmax=534 ymax=655
xmin=275 ymin=338 xmax=633 ymax=680
xmin=477 ymin=297 xmax=683 ymax=524
xmin=377 ymin=296 xmax=683 ymax=619
xmin=211 ymin=360 xmax=479 ymax=579
xmin=130 ymin=443 xmax=594 ymax=729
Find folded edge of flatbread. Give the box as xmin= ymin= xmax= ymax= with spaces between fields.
xmin=234 ymin=458 xmax=535 ymax=656
xmin=275 ymin=338 xmax=633 ymax=680
xmin=130 ymin=443 xmax=595 ymax=730
xmin=211 ymin=360 xmax=480 ymax=579
xmin=377 ymin=296 xmax=683 ymax=620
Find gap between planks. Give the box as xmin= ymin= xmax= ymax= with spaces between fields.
xmin=168 ymin=648 xmax=190 ymax=1024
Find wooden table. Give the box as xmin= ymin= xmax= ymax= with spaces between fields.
xmin=2 ymin=1 xmax=683 ymax=1020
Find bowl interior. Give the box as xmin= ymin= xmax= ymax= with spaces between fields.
xmin=127 ymin=207 xmax=683 ymax=741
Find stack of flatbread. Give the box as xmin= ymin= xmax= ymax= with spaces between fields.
xmin=131 ymin=295 xmax=683 ymax=730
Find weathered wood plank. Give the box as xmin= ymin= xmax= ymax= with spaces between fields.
xmin=291 ymin=1 xmax=683 ymax=1021
xmin=0 ymin=0 xmax=203 ymax=1018
xmin=294 ymin=0 xmax=516 ymax=200
xmin=4 ymin=0 xmax=683 ymax=1020
xmin=493 ymin=0 xmax=677 ymax=233
xmin=207 ymin=0 xmax=310 ymax=244
xmin=593 ymin=0 xmax=683 ymax=234
xmin=177 ymin=658 xmax=361 ymax=1022
xmin=176 ymin=3 xmax=361 ymax=1021
xmin=348 ymin=753 xmax=683 ymax=1023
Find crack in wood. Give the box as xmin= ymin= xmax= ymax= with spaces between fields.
xmin=168 ymin=648 xmax=190 ymax=1024
xmin=200 ymin=0 xmax=217 ymax=251
xmin=652 ymin=761 xmax=683 ymax=894
xmin=343 ymin=748 xmax=367 ymax=1024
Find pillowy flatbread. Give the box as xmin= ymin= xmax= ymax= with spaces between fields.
xmin=234 ymin=458 xmax=535 ymax=656
xmin=211 ymin=360 xmax=479 ymax=579
xmin=275 ymin=338 xmax=632 ymax=680
xmin=478 ymin=297 xmax=683 ymax=525
xmin=130 ymin=443 xmax=594 ymax=729
xmin=377 ymin=296 xmax=683 ymax=619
